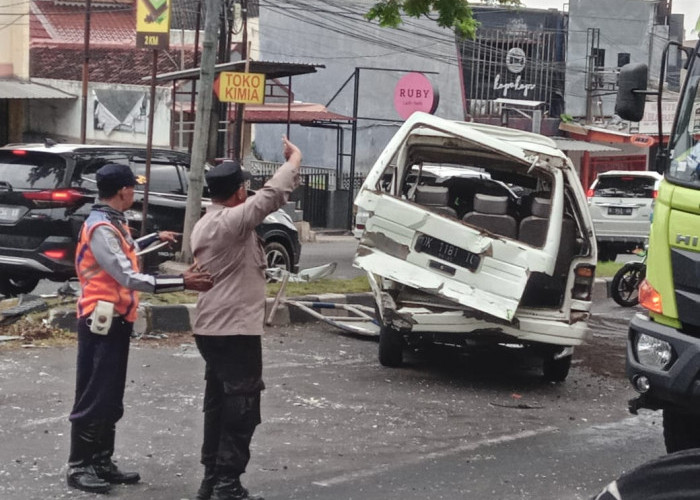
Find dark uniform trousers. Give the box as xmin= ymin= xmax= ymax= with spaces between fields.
xmin=195 ymin=335 xmax=264 ymax=475
xmin=68 ymin=316 xmax=133 ymax=467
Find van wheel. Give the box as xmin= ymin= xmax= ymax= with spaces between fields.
xmin=542 ymin=354 xmax=572 ymax=382
xmin=379 ymin=326 xmax=404 ymax=367
xmin=663 ymin=409 xmax=700 ymax=453
xmin=0 ymin=276 xmax=40 ymax=296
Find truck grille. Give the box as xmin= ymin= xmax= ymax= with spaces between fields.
xmin=671 ymin=247 xmax=700 ymax=330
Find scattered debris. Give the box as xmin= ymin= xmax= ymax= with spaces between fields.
xmin=0 ymin=295 xmax=49 ymax=326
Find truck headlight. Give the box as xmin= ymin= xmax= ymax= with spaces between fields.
xmin=635 ymin=333 xmax=673 ymax=370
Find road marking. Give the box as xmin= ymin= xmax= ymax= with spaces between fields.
xmin=312 ymin=425 xmax=558 ymax=487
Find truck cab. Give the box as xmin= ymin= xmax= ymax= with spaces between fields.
xmin=618 ymin=40 xmax=700 ymax=452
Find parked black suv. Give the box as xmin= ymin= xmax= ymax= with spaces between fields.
xmin=0 ymin=143 xmax=301 ymax=295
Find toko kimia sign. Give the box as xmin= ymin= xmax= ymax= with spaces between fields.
xmin=394 ymin=72 xmax=439 ymax=120
xmin=215 ymin=72 xmax=266 ymax=104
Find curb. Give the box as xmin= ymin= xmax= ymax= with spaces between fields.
xmin=47 ymin=280 xmax=611 ymax=335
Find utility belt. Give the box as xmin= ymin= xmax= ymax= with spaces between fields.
xmin=85 ymin=300 xmax=122 ymax=335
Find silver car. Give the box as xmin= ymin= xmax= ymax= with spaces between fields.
xmin=587 ymin=170 xmax=662 ymax=261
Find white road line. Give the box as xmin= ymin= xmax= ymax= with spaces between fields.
xmin=312 ymin=425 xmax=559 ymax=487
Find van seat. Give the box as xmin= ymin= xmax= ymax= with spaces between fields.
xmin=414 ymin=185 xmax=457 ymax=218
xmin=520 ymin=196 xmax=576 ymax=276
xmin=462 ymin=193 xmax=517 ymax=238
xmin=519 ymin=197 xmax=550 ymax=247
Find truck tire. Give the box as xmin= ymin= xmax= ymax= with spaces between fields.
xmin=378 ymin=325 xmax=404 ymax=367
xmin=542 ymin=354 xmax=572 ymax=382
xmin=663 ymin=409 xmax=700 ymax=453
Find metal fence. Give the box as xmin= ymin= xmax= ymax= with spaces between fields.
xmin=249 ymin=160 xmax=365 ymax=228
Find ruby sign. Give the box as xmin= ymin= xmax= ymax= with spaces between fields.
xmin=394 ymin=72 xmax=438 ymax=120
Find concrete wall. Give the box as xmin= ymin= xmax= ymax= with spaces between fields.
xmin=26 ymin=79 xmax=173 ymax=147
xmin=565 ymin=0 xmax=658 ymax=118
xmin=0 ymin=1 xmax=29 ymax=78
xmin=255 ymin=0 xmax=463 ymax=172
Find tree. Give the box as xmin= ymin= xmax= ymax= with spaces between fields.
xmin=366 ymin=0 xmax=520 ymax=39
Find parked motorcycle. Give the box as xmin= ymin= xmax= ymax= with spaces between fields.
xmin=610 ymin=248 xmax=647 ymax=307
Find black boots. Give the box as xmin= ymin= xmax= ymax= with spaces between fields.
xmin=93 ymin=457 xmax=141 ymax=484
xmin=196 ymin=465 xmax=217 ymax=500
xmin=210 ymin=470 xmax=263 ymax=500
xmin=66 ymin=422 xmax=111 ymax=494
xmin=66 ymin=421 xmax=140 ymax=494
xmin=92 ymin=423 xmax=141 ymax=484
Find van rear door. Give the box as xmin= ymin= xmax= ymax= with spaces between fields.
xmin=354 ymin=114 xmax=564 ymax=322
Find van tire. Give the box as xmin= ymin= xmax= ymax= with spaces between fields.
xmin=542 ymin=354 xmax=571 ymax=382
xmin=379 ymin=326 xmax=404 ymax=367
xmin=663 ymin=409 xmax=700 ymax=453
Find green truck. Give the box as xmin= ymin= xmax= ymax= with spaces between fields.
xmin=617 ymin=39 xmax=700 ymax=452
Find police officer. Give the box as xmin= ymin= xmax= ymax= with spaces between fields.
xmin=190 ymin=136 xmax=301 ymax=500
xmin=66 ymin=163 xmax=213 ymax=494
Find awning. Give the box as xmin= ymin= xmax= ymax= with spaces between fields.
xmin=230 ymin=102 xmax=353 ymax=124
xmin=0 ymin=79 xmax=76 ymax=99
xmin=552 ymin=137 xmax=621 ymax=152
xmin=148 ymin=59 xmax=325 ymax=83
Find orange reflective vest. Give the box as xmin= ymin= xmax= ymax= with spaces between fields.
xmin=75 ymin=221 xmax=140 ymax=322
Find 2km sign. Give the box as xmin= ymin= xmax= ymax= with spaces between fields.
xmin=215 ymin=72 xmax=266 ymax=104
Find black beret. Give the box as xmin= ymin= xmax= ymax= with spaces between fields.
xmin=205 ymin=160 xmax=252 ymax=199
xmin=96 ymin=163 xmax=139 ymax=192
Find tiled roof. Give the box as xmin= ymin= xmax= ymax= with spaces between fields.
xmin=30 ymin=44 xmax=196 ymax=85
xmin=31 ymin=0 xmax=256 ymax=38
xmin=32 ymin=0 xmax=135 ymax=44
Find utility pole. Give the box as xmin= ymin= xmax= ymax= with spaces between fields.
xmin=80 ymin=0 xmax=92 ymax=143
xmin=180 ymin=0 xmax=221 ymax=262
xmin=232 ymin=0 xmax=247 ymax=161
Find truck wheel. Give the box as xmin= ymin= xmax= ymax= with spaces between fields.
xmin=542 ymin=354 xmax=572 ymax=382
xmin=663 ymin=409 xmax=700 ymax=453
xmin=378 ymin=325 xmax=404 ymax=367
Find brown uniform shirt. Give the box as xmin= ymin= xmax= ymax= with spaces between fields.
xmin=191 ymin=161 xmax=299 ymax=336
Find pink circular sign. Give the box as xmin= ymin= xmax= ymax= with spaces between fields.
xmin=394 ymin=72 xmax=438 ymax=120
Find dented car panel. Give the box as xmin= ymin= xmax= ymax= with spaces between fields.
xmin=353 ymin=112 xmax=597 ymax=373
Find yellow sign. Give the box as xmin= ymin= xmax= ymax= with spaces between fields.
xmin=217 ymin=72 xmax=266 ymax=104
xmin=136 ymin=0 xmax=170 ymax=49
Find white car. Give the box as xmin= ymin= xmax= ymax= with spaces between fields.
xmin=586 ymin=170 xmax=662 ymax=261
xmin=353 ymin=112 xmax=597 ymax=381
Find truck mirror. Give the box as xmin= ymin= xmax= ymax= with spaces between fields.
xmin=615 ymin=63 xmax=648 ymax=122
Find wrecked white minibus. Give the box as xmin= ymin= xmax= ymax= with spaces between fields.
xmin=353 ymin=112 xmax=597 ymax=381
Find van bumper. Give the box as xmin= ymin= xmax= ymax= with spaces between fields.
xmin=386 ymin=308 xmax=589 ymax=347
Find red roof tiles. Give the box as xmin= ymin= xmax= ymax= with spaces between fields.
xmin=31 ymin=44 xmax=195 ymax=85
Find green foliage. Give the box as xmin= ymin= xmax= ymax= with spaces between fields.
xmin=560 ymin=113 xmax=574 ymax=123
xmin=366 ymin=0 xmax=520 ymax=39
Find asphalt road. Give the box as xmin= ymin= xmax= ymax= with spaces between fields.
xmin=5 ymin=236 xmax=666 ymax=500
xmin=0 ymin=294 xmax=665 ymax=500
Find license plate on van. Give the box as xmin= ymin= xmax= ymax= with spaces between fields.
xmin=415 ymin=234 xmax=480 ymax=271
xmin=0 ymin=206 xmax=21 ymax=221
xmin=608 ymin=206 xmax=633 ymax=216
